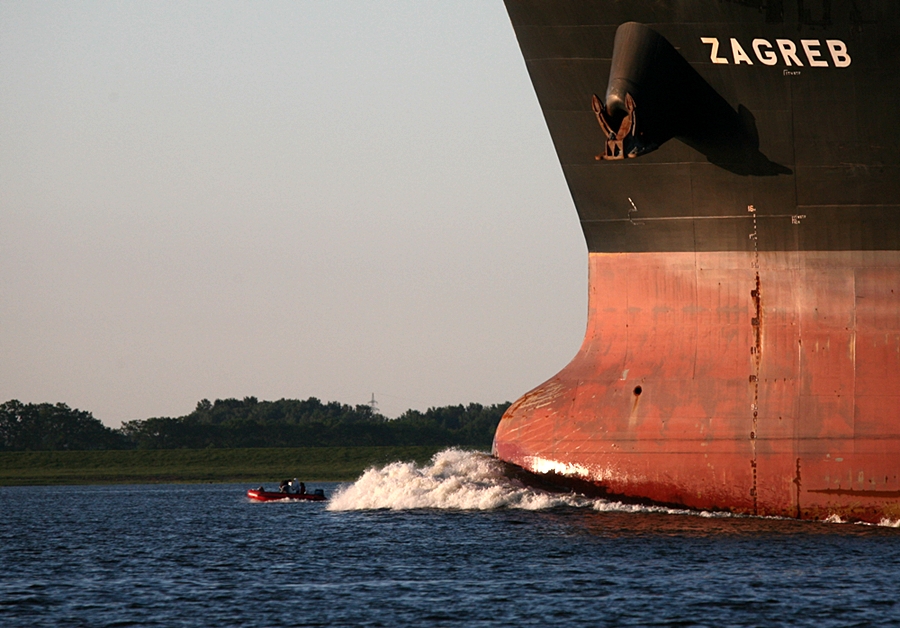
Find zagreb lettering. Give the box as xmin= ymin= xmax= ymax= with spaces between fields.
xmin=700 ymin=37 xmax=851 ymax=67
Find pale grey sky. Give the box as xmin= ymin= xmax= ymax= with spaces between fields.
xmin=0 ymin=1 xmax=586 ymax=426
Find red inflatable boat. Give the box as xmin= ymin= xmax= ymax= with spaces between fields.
xmin=246 ymin=488 xmax=326 ymax=502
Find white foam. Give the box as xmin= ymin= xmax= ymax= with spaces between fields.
xmin=327 ymin=448 xmax=590 ymax=511
xmin=590 ymin=499 xmax=727 ymax=518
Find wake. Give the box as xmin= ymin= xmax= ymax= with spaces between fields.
xmin=327 ymin=448 xmax=719 ymax=515
xmin=326 ymin=449 xmax=900 ymax=527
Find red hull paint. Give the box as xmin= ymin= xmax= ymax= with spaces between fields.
xmin=493 ymin=251 xmax=900 ymax=522
xmin=247 ymin=489 xmax=326 ymax=502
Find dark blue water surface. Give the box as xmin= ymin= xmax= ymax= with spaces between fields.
xmin=2 ymin=464 xmax=900 ymax=627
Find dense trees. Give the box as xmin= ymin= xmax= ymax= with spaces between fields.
xmin=0 ymin=400 xmax=127 ymax=451
xmin=0 ymin=397 xmax=510 ymax=451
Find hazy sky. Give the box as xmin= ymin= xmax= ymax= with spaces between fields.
xmin=1 ymin=1 xmax=586 ymax=426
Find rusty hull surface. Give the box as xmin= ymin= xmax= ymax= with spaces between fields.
xmin=494 ymin=250 xmax=900 ymax=522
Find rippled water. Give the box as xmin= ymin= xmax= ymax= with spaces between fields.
xmin=2 ymin=449 xmax=899 ymax=627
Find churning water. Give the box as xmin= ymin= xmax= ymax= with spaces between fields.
xmin=2 ymin=449 xmax=899 ymax=627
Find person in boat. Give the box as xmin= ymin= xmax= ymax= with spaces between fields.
xmin=288 ymin=478 xmax=306 ymax=494
xmin=279 ymin=479 xmax=290 ymax=494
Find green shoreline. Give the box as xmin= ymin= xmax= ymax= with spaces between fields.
xmin=0 ymin=446 xmax=450 ymax=486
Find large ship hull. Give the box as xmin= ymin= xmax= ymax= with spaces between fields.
xmin=493 ymin=0 xmax=900 ymax=522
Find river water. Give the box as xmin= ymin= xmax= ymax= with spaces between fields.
xmin=2 ymin=449 xmax=899 ymax=627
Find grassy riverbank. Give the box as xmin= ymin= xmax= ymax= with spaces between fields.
xmin=0 ymin=446 xmax=448 ymax=486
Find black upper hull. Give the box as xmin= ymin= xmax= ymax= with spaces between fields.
xmin=505 ymin=0 xmax=900 ymax=253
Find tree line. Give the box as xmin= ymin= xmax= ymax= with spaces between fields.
xmin=0 ymin=397 xmax=510 ymax=451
